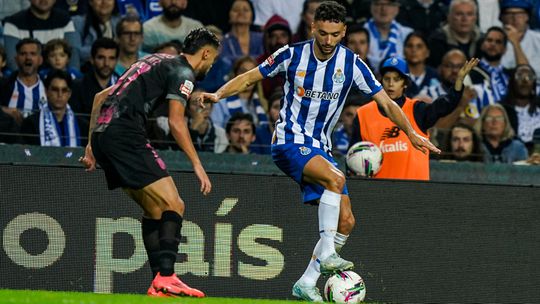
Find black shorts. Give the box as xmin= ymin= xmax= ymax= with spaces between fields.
xmin=91 ymin=124 xmax=169 ymax=190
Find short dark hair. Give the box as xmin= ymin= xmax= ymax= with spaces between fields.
xmin=484 ymin=26 xmax=508 ymax=47
xmin=345 ymin=23 xmax=370 ymax=45
xmin=182 ymin=28 xmax=220 ymax=55
xmin=226 ymin=112 xmax=255 ymax=134
xmin=91 ymin=37 xmax=119 ymax=59
xmin=16 ymin=38 xmax=42 ymax=53
xmin=115 ymin=15 xmax=143 ymax=37
xmin=43 ymin=39 xmax=72 ymax=59
xmin=44 ymin=69 xmax=73 ymax=90
xmin=404 ymin=31 xmax=429 ymax=50
xmin=314 ymin=1 xmax=346 ymax=24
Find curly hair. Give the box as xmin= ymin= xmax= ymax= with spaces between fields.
xmin=314 ymin=1 xmax=346 ymax=24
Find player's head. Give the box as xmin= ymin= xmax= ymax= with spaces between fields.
xmin=183 ymin=28 xmax=221 ymax=81
xmin=311 ymin=1 xmax=347 ymax=57
xmin=380 ymin=56 xmax=409 ymax=99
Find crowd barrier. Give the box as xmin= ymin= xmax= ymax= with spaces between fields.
xmin=1 ymin=164 xmax=539 ymax=302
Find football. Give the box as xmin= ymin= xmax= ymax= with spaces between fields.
xmin=324 ymin=271 xmax=366 ymax=303
xmin=346 ymin=141 xmax=383 ymax=177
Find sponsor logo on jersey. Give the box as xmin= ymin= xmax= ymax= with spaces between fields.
xmin=299 ymin=146 xmax=312 ymax=155
xmin=381 ymin=126 xmax=401 ymax=140
xmin=332 ymin=68 xmax=345 ymax=83
xmin=179 ymin=80 xmax=194 ymax=98
xmin=296 ymin=86 xmax=340 ymax=100
xmin=380 ymin=140 xmax=408 ymax=153
xmin=266 ymin=54 xmax=275 ymax=66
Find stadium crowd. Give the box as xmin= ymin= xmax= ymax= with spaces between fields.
xmin=1 ymin=0 xmax=540 ymax=167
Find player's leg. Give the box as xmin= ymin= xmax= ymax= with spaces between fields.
xmin=125 ymin=177 xmax=204 ymax=298
xmin=336 ymin=195 xmax=355 ymax=253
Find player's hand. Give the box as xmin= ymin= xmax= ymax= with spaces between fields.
xmin=197 ymin=92 xmax=220 ymax=109
xmin=79 ymin=144 xmax=96 ymax=172
xmin=408 ymin=131 xmax=441 ymax=154
xmin=193 ymin=163 xmax=212 ymax=195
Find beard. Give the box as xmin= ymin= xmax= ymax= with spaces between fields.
xmin=163 ymin=6 xmax=183 ymax=20
xmin=481 ymin=50 xmax=503 ymax=62
xmin=195 ymin=70 xmax=207 ymax=81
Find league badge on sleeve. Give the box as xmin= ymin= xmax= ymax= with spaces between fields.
xmin=179 ymin=80 xmax=194 ymax=98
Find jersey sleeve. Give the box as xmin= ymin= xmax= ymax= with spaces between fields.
xmin=258 ymin=45 xmax=291 ymax=78
xmin=165 ymin=65 xmax=195 ymax=107
xmin=351 ymin=55 xmax=382 ymax=97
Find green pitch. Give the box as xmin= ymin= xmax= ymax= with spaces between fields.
xmin=0 ymin=289 xmax=311 ymax=304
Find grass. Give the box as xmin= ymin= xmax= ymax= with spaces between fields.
xmin=0 ymin=289 xmax=309 ymax=304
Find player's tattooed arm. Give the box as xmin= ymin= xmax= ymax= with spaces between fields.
xmin=87 ymin=87 xmax=113 ymax=143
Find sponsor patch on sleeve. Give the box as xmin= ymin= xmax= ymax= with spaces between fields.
xmin=179 ymin=80 xmax=194 ymax=98
xmin=265 ymin=54 xmax=275 ymax=66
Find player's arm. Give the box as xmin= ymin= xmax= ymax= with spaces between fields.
xmin=198 ymin=67 xmax=264 ymax=106
xmin=168 ymin=99 xmax=211 ymax=195
xmin=372 ymin=90 xmax=440 ymax=154
xmin=79 ymin=86 xmax=113 ymax=171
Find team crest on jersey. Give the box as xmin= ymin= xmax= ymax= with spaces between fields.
xmin=179 ymin=80 xmax=194 ymax=98
xmin=332 ymin=68 xmax=345 ymax=83
xmin=299 ymin=146 xmax=312 ymax=156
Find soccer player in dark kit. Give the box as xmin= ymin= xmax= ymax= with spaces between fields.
xmin=79 ymin=28 xmax=219 ymax=298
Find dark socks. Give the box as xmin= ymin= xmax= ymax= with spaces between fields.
xmin=158 ymin=211 xmax=183 ymax=276
xmin=142 ymin=217 xmax=161 ymax=278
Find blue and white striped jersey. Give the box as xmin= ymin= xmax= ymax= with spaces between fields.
xmin=258 ymin=40 xmax=382 ymax=152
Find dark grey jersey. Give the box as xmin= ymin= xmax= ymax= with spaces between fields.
xmin=97 ymin=53 xmax=195 ymax=131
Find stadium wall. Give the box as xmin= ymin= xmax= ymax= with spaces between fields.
xmin=1 ymin=165 xmax=539 ymax=302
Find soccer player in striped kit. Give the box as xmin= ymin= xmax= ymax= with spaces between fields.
xmin=200 ymin=1 xmax=440 ymax=301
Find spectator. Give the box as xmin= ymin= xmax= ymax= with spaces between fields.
xmin=403 ymin=31 xmax=440 ymax=98
xmin=114 ymin=16 xmax=147 ymax=76
xmin=474 ymin=103 xmax=528 ymax=163
xmin=251 ymin=0 xmax=303 ymax=32
xmin=427 ymin=0 xmax=481 ymax=67
xmin=421 ymin=49 xmax=466 ymax=100
xmin=0 ymin=44 xmax=12 ymax=78
xmin=333 ymin=102 xmax=361 ymax=156
xmin=350 ymin=56 xmax=477 ymax=180
xmin=187 ymin=89 xmax=228 ymax=153
xmin=3 ymin=0 xmax=81 ymax=71
xmin=211 ymin=56 xmax=267 ymax=128
xmin=442 ymin=122 xmax=483 ymax=161
xmin=70 ymin=38 xmax=119 ymax=117
xmin=499 ymin=0 xmax=540 ymax=91
xmin=73 ymin=0 xmax=120 ymax=64
xmin=344 ymin=24 xmax=371 ymax=67
xmin=363 ymin=0 xmax=413 ymax=73
xmin=465 ymin=26 xmax=529 ymax=119
xmin=153 ymin=41 xmax=182 ymax=55
xmin=220 ymin=0 xmax=263 ymax=69
xmin=396 ymin=0 xmax=448 ymax=36
xmin=252 ymin=90 xmax=282 ymax=154
xmin=0 ymin=38 xmax=46 ymax=119
xmin=39 ymin=39 xmax=83 ymax=80
xmin=224 ymin=112 xmax=256 ymax=154
xmin=292 ymin=0 xmax=322 ymax=43
xmin=142 ymin=0 xmax=203 ymax=52
xmin=256 ymin=14 xmax=291 ymax=99
xmin=20 ymin=69 xmax=87 ymax=147
xmin=0 ymin=0 xmax=30 ymax=21
xmin=502 ymin=64 xmax=540 ymax=153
